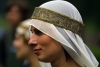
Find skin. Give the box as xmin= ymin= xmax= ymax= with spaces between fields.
xmin=13 ymin=34 xmax=40 ymax=67
xmin=6 ymin=5 xmax=22 ymax=29
xmin=28 ymin=25 xmax=81 ymax=67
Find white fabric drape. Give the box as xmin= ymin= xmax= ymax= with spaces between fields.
xmin=39 ymin=62 xmax=51 ymax=67
xmin=30 ymin=1 xmax=99 ymax=67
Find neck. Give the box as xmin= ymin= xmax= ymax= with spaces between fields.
xmin=51 ymin=53 xmax=80 ymax=67
xmin=26 ymin=53 xmax=40 ymax=67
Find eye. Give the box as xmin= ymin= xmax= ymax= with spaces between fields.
xmin=30 ymin=29 xmax=33 ymax=33
xmin=34 ymin=29 xmax=43 ymax=36
xmin=15 ymin=35 xmax=20 ymax=41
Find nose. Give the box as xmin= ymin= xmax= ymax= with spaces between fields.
xmin=12 ymin=40 xmax=17 ymax=47
xmin=28 ymin=33 xmax=38 ymax=46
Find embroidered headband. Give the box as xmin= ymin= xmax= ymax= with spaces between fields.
xmin=31 ymin=7 xmax=84 ymax=36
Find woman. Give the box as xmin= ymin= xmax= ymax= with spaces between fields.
xmin=13 ymin=19 xmax=51 ymax=67
xmin=28 ymin=0 xmax=99 ymax=67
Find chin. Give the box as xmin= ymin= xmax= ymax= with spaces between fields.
xmin=16 ymin=54 xmax=21 ymax=59
xmin=37 ymin=55 xmax=51 ymax=63
xmin=16 ymin=54 xmax=24 ymax=59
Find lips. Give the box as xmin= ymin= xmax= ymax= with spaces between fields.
xmin=34 ymin=49 xmax=41 ymax=54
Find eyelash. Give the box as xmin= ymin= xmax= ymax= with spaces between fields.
xmin=31 ymin=29 xmax=43 ymax=36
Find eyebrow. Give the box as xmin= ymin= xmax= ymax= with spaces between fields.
xmin=30 ymin=29 xmax=32 ymax=32
xmin=30 ymin=25 xmax=37 ymax=32
xmin=31 ymin=25 xmax=35 ymax=29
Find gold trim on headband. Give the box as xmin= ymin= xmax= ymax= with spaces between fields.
xmin=31 ymin=7 xmax=84 ymax=36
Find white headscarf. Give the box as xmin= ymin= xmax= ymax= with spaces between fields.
xmin=30 ymin=1 xmax=99 ymax=67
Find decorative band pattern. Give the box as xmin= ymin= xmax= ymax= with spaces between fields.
xmin=31 ymin=7 xmax=84 ymax=36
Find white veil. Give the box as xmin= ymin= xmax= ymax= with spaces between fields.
xmin=30 ymin=1 xmax=99 ymax=67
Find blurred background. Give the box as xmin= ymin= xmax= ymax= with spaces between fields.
xmin=0 ymin=0 xmax=100 ymax=67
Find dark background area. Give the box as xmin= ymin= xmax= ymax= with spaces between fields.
xmin=0 ymin=0 xmax=100 ymax=66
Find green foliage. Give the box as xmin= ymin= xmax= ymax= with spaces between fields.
xmin=89 ymin=45 xmax=100 ymax=67
xmin=84 ymin=20 xmax=97 ymax=33
xmin=0 ymin=15 xmax=9 ymax=30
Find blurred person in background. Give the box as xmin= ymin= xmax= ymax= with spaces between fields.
xmin=0 ymin=0 xmax=30 ymax=67
xmin=13 ymin=19 xmax=51 ymax=67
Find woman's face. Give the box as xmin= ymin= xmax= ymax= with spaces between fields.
xmin=6 ymin=5 xmax=22 ymax=28
xmin=28 ymin=26 xmax=64 ymax=62
xmin=13 ymin=34 xmax=32 ymax=59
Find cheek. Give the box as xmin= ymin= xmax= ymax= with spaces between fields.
xmin=14 ymin=42 xmax=24 ymax=56
xmin=39 ymin=35 xmax=62 ymax=50
xmin=6 ymin=11 xmax=21 ymax=23
xmin=17 ymin=45 xmax=29 ymax=58
xmin=14 ymin=12 xmax=21 ymax=20
xmin=38 ymin=35 xmax=63 ymax=61
xmin=38 ymin=35 xmax=53 ymax=49
xmin=19 ymin=46 xmax=28 ymax=54
xmin=16 ymin=44 xmax=24 ymax=54
xmin=13 ymin=40 xmax=21 ymax=48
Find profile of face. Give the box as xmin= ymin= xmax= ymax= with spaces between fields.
xmin=6 ymin=5 xmax=22 ymax=27
xmin=28 ymin=26 xmax=65 ymax=62
xmin=13 ymin=34 xmax=32 ymax=59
